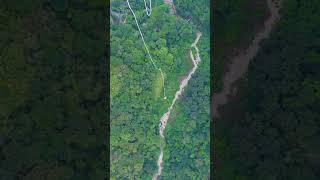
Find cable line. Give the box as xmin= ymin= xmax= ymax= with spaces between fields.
xmin=126 ymin=0 xmax=167 ymax=100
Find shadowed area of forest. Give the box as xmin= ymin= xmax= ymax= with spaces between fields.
xmin=214 ymin=0 xmax=320 ymax=179
xmin=0 ymin=0 xmax=108 ymax=179
xmin=212 ymin=0 xmax=269 ymax=92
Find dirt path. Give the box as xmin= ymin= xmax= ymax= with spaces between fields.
xmin=152 ymin=32 xmax=202 ymax=180
xmin=212 ymin=0 xmax=282 ymax=119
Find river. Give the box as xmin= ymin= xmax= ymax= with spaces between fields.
xmin=152 ymin=32 xmax=202 ymax=180
xmin=212 ymin=0 xmax=282 ymax=119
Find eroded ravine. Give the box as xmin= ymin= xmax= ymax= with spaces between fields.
xmin=212 ymin=0 xmax=282 ymax=118
xmin=163 ymin=0 xmax=176 ymax=14
xmin=152 ymin=32 xmax=202 ymax=180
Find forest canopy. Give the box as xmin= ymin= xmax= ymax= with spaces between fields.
xmin=0 ymin=0 xmax=107 ymax=179
xmin=214 ymin=0 xmax=320 ymax=179
xmin=110 ymin=0 xmax=210 ymax=179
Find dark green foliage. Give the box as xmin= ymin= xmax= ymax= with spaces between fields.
xmin=2 ymin=0 xmax=44 ymax=13
xmin=215 ymin=0 xmax=320 ymax=179
xmin=0 ymin=0 xmax=107 ymax=179
xmin=50 ymin=0 xmax=69 ymax=11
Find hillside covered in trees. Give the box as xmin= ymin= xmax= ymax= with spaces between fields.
xmin=214 ymin=0 xmax=320 ymax=179
xmin=0 ymin=0 xmax=107 ymax=179
xmin=161 ymin=0 xmax=210 ymax=179
xmin=110 ymin=0 xmax=209 ymax=179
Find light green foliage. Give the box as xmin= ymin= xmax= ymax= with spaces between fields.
xmin=174 ymin=0 xmax=210 ymax=31
xmin=111 ymin=0 xmax=209 ymax=178
xmin=110 ymin=0 xmax=204 ymax=178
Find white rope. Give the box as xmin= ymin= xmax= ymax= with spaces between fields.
xmin=126 ymin=0 xmax=167 ymax=100
xmin=144 ymin=0 xmax=152 ymax=16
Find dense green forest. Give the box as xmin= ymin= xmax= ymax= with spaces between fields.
xmin=161 ymin=45 xmax=210 ymax=179
xmin=161 ymin=0 xmax=210 ymax=179
xmin=173 ymin=0 xmax=210 ymax=31
xmin=214 ymin=0 xmax=320 ymax=179
xmin=110 ymin=0 xmax=209 ymax=179
xmin=0 ymin=0 xmax=107 ymax=179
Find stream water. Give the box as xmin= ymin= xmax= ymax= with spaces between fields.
xmin=126 ymin=0 xmax=204 ymax=178
xmin=152 ymin=32 xmax=202 ymax=180
xmin=212 ymin=0 xmax=282 ymax=118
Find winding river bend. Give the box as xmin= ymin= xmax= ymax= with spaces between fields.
xmin=152 ymin=32 xmax=202 ymax=180
xmin=212 ymin=0 xmax=282 ymax=118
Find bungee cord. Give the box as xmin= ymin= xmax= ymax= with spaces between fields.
xmin=143 ymin=0 xmax=152 ymax=16
xmin=126 ymin=0 xmax=167 ymax=100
